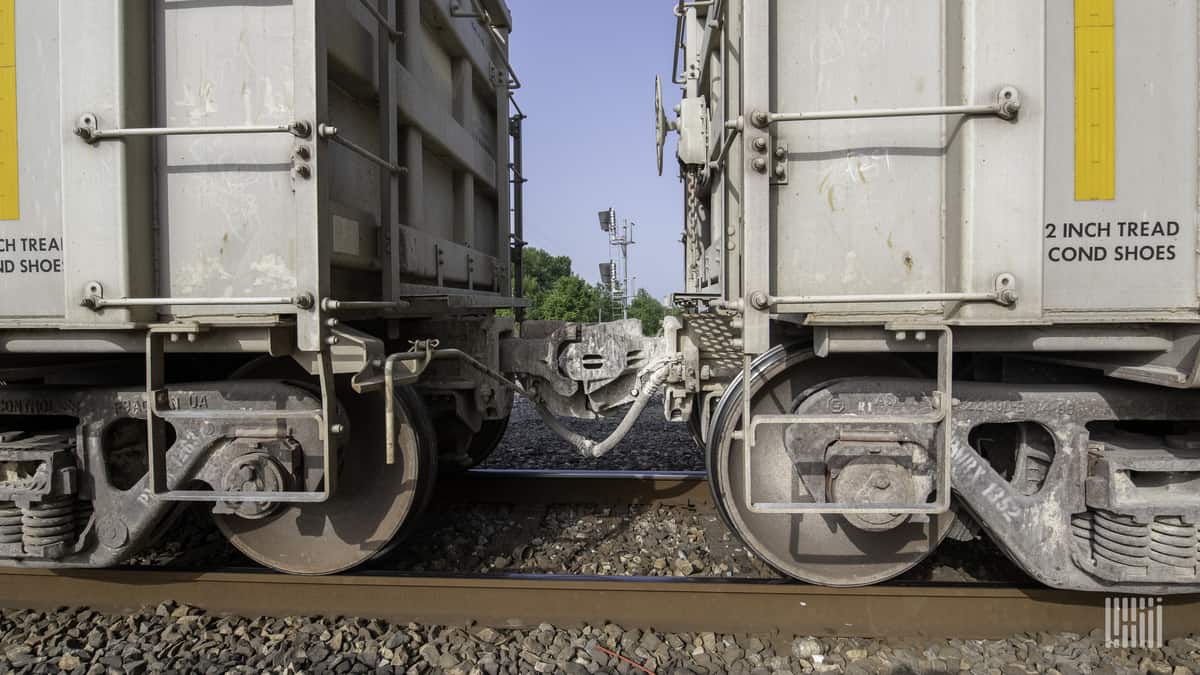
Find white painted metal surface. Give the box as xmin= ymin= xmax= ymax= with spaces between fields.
xmin=680 ymin=0 xmax=1200 ymax=356
xmin=0 ymin=0 xmax=514 ymax=351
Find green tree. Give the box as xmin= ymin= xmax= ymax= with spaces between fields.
xmin=628 ymin=289 xmax=668 ymax=336
xmin=521 ymin=247 xmax=573 ymax=319
xmin=538 ymin=274 xmax=603 ymax=322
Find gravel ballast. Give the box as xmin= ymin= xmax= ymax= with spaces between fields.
xmin=481 ymin=396 xmax=704 ymax=472
xmin=386 ymin=503 xmax=1027 ymax=584
xmin=1 ymin=604 xmax=1196 ymax=675
xmin=133 ymin=500 xmax=1027 ymax=585
xmin=6 ymin=401 xmax=1192 ymax=673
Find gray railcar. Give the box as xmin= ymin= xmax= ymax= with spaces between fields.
xmin=642 ymin=0 xmax=1200 ymax=592
xmin=4 ymin=0 xmax=1199 ymax=594
xmin=0 ymin=0 xmax=520 ymax=573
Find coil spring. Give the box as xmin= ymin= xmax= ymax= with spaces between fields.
xmin=0 ymin=501 xmax=21 ymax=545
xmin=75 ymin=500 xmax=94 ymax=533
xmin=21 ymin=496 xmax=76 ymax=549
xmin=1088 ymin=511 xmax=1148 ymax=569
xmin=1150 ymin=516 xmax=1198 ymax=569
xmin=1073 ymin=511 xmax=1199 ymax=571
xmin=1017 ymin=450 xmax=1052 ymax=496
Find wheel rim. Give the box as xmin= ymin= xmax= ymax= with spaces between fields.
xmin=434 ymin=413 xmax=511 ymax=471
xmin=686 ymin=406 xmax=705 ymax=449
xmin=215 ymin=360 xmax=437 ymax=574
xmin=707 ymin=345 xmax=953 ymax=587
xmin=466 ymin=416 xmax=510 ymax=466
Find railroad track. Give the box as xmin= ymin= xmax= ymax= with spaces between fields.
xmin=2 ymin=568 xmax=1199 ymax=640
xmin=5 ymin=471 xmax=1196 ymax=640
xmin=433 ymin=469 xmax=712 ymax=507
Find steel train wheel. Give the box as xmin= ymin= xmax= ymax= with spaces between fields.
xmin=687 ymin=407 xmax=706 ymax=449
xmin=214 ymin=358 xmax=437 ymax=574
xmin=706 ymin=345 xmax=954 ymax=586
xmin=433 ymin=414 xmax=511 ymax=470
xmin=465 ymin=416 xmax=510 ymax=466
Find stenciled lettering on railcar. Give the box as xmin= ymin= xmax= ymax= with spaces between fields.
xmin=1043 ymin=220 xmax=1181 ymax=264
xmin=114 ymin=393 xmax=210 ymax=417
xmin=956 ymin=398 xmax=1073 ymax=417
xmin=951 ymin=442 xmax=1022 ymax=524
xmin=0 ymin=397 xmax=69 ymax=415
xmin=0 ymin=236 xmax=63 ymax=274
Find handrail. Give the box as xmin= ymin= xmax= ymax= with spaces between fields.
xmin=751 ymin=86 xmax=1022 ymax=127
xmin=74 ymin=114 xmax=311 ymax=144
xmin=355 ymin=0 xmax=402 ymax=41
xmin=318 ymin=124 xmax=407 ymax=175
xmin=448 ymin=0 xmax=521 ymax=89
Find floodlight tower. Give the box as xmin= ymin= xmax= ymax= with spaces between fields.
xmin=597 ymin=207 xmax=636 ymax=320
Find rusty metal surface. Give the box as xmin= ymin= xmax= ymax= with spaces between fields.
xmin=2 ymin=568 xmax=1198 ymax=639
xmin=433 ymin=470 xmax=712 ymax=508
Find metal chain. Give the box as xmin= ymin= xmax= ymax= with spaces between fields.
xmin=684 ymin=167 xmax=705 ymax=289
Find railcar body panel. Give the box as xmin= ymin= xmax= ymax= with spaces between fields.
xmin=681 ymin=0 xmax=1200 ymax=355
xmin=663 ymin=0 xmax=1200 ymax=594
xmin=1043 ymin=0 xmax=1198 ymax=312
xmin=0 ymin=1 xmax=155 ymax=325
xmin=0 ymin=0 xmax=514 ymax=353
xmin=0 ymin=0 xmax=517 ymax=575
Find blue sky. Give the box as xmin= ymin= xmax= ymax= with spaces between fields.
xmin=507 ymin=1 xmax=682 ymax=302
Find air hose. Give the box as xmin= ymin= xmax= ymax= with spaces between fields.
xmin=531 ymin=358 xmax=677 ymax=458
xmin=434 ymin=348 xmax=679 ymax=459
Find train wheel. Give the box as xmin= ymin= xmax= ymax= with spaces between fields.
xmin=433 ymin=414 xmax=510 ymax=470
xmin=464 ymin=416 xmax=510 ymax=466
xmin=214 ymin=358 xmax=437 ymax=574
xmin=687 ymin=407 xmax=705 ymax=449
xmin=707 ymin=345 xmax=954 ymax=586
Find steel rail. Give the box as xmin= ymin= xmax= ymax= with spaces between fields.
xmin=434 ymin=469 xmax=712 ymax=507
xmin=2 ymin=569 xmax=1198 ymax=639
